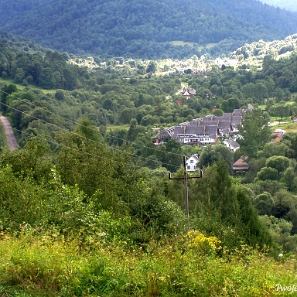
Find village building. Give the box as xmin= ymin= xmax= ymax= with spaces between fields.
xmin=233 ymin=157 xmax=249 ymax=173
xmin=272 ymin=128 xmax=286 ymax=140
xmin=153 ymin=109 xmax=247 ymax=145
xmin=185 ymin=154 xmax=200 ymax=172
xmin=181 ymin=87 xmax=197 ymax=98
xmin=223 ymin=139 xmax=240 ymax=152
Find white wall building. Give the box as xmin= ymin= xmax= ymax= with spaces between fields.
xmin=186 ymin=154 xmax=200 ymax=172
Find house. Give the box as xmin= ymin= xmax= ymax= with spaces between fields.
xmin=218 ymin=120 xmax=232 ymax=136
xmin=272 ymin=136 xmax=282 ymax=143
xmin=153 ymin=109 xmax=246 ymax=146
xmin=247 ymin=104 xmax=254 ymax=111
xmin=183 ymin=90 xmax=190 ymax=98
xmin=223 ymin=139 xmax=240 ymax=152
xmin=270 ymin=129 xmax=285 ymax=143
xmin=152 ymin=127 xmax=174 ymax=144
xmin=233 ymin=157 xmax=249 ymax=173
xmin=272 ymin=129 xmax=286 ymax=139
xmin=230 ymin=109 xmax=246 ymax=132
xmin=182 ymin=87 xmax=196 ymax=97
xmin=187 ymin=88 xmax=197 ymax=95
xmin=172 ymin=124 xmax=219 ymax=145
xmin=186 ymin=154 xmax=200 ymax=172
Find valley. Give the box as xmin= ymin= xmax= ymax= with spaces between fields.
xmin=1 ymin=1 xmax=297 ymax=296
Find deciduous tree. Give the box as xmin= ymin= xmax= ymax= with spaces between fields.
xmin=238 ymin=109 xmax=271 ymax=159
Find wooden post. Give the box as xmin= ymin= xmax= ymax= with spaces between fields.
xmin=169 ymin=155 xmax=202 ymax=231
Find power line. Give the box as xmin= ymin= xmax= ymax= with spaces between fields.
xmin=0 ymin=98 xmax=182 ymax=171
xmin=0 ymin=88 xmax=185 ymax=161
xmin=9 ymin=126 xmax=139 ymax=170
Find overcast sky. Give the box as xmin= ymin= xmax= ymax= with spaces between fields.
xmin=259 ymin=0 xmax=297 ymax=12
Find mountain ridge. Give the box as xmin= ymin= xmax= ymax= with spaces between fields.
xmin=1 ymin=0 xmax=297 ymax=59
xmin=259 ymin=0 xmax=297 ymax=12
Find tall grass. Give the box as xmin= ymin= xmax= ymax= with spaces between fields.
xmin=0 ymin=231 xmax=296 ymax=296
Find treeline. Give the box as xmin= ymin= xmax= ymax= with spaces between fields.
xmin=0 ymin=41 xmax=87 ymax=90
xmin=1 ymin=0 xmax=297 ymax=58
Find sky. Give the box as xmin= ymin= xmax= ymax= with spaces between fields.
xmin=259 ymin=0 xmax=297 ymax=12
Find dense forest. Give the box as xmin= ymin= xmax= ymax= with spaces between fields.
xmin=2 ymin=36 xmax=297 ymax=294
xmin=1 ymin=0 xmax=297 ymax=58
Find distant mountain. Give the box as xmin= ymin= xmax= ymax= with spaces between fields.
xmin=259 ymin=0 xmax=297 ymax=12
xmin=2 ymin=0 xmax=297 ymax=59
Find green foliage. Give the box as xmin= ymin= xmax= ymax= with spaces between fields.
xmin=198 ymin=144 xmax=234 ymax=173
xmin=271 ymin=189 xmax=296 ymax=219
xmin=212 ymin=108 xmax=224 ymax=116
xmin=259 ymin=141 xmax=293 ymax=159
xmin=0 ymin=83 xmax=17 ymax=112
xmin=282 ymin=167 xmax=297 ymax=192
xmin=156 ymin=137 xmax=183 ymax=172
xmin=0 ymin=42 xmax=84 ymax=91
xmin=5 ymin=23 xmax=297 ymax=296
xmin=254 ymin=192 xmax=275 ymax=215
xmin=256 ymin=167 xmax=279 ymax=181
xmin=265 ymin=155 xmax=291 ymax=173
xmin=146 ymin=61 xmax=157 ymax=73
xmin=260 ymin=215 xmax=297 ymax=252
xmin=238 ymin=109 xmax=271 ymax=159
xmin=0 ymin=231 xmax=294 ymax=297
xmin=235 ymin=187 xmax=272 ymax=248
xmin=0 ymin=123 xmax=6 ymax=150
xmin=221 ymin=98 xmax=240 ymax=112
xmin=55 ymin=120 xmax=120 ymax=199
xmin=0 ymin=166 xmax=47 ymax=229
xmin=191 ymin=161 xmax=272 ymax=248
xmin=2 ymin=0 xmax=297 ymax=59
xmin=0 ymin=137 xmax=52 ymax=183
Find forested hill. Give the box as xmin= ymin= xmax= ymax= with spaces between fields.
xmin=1 ymin=0 xmax=297 ymax=59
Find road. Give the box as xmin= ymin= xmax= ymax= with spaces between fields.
xmin=175 ymin=83 xmax=187 ymax=95
xmin=0 ymin=115 xmax=18 ymax=151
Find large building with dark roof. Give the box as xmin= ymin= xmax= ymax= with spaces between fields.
xmin=153 ymin=109 xmax=248 ymax=145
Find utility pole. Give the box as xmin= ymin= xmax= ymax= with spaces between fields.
xmin=168 ymin=155 xmax=202 ymax=230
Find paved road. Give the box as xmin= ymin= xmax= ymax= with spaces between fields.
xmin=0 ymin=115 xmax=18 ymax=151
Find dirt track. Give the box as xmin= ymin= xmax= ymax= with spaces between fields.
xmin=0 ymin=115 xmax=18 ymax=151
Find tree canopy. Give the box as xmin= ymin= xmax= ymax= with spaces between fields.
xmin=1 ymin=0 xmax=297 ymax=58
xmin=237 ymin=109 xmax=271 ymax=159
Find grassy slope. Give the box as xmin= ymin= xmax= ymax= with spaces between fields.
xmin=0 ymin=78 xmax=56 ymax=95
xmin=0 ymin=232 xmax=295 ymax=296
xmin=170 ymin=41 xmax=217 ymax=52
